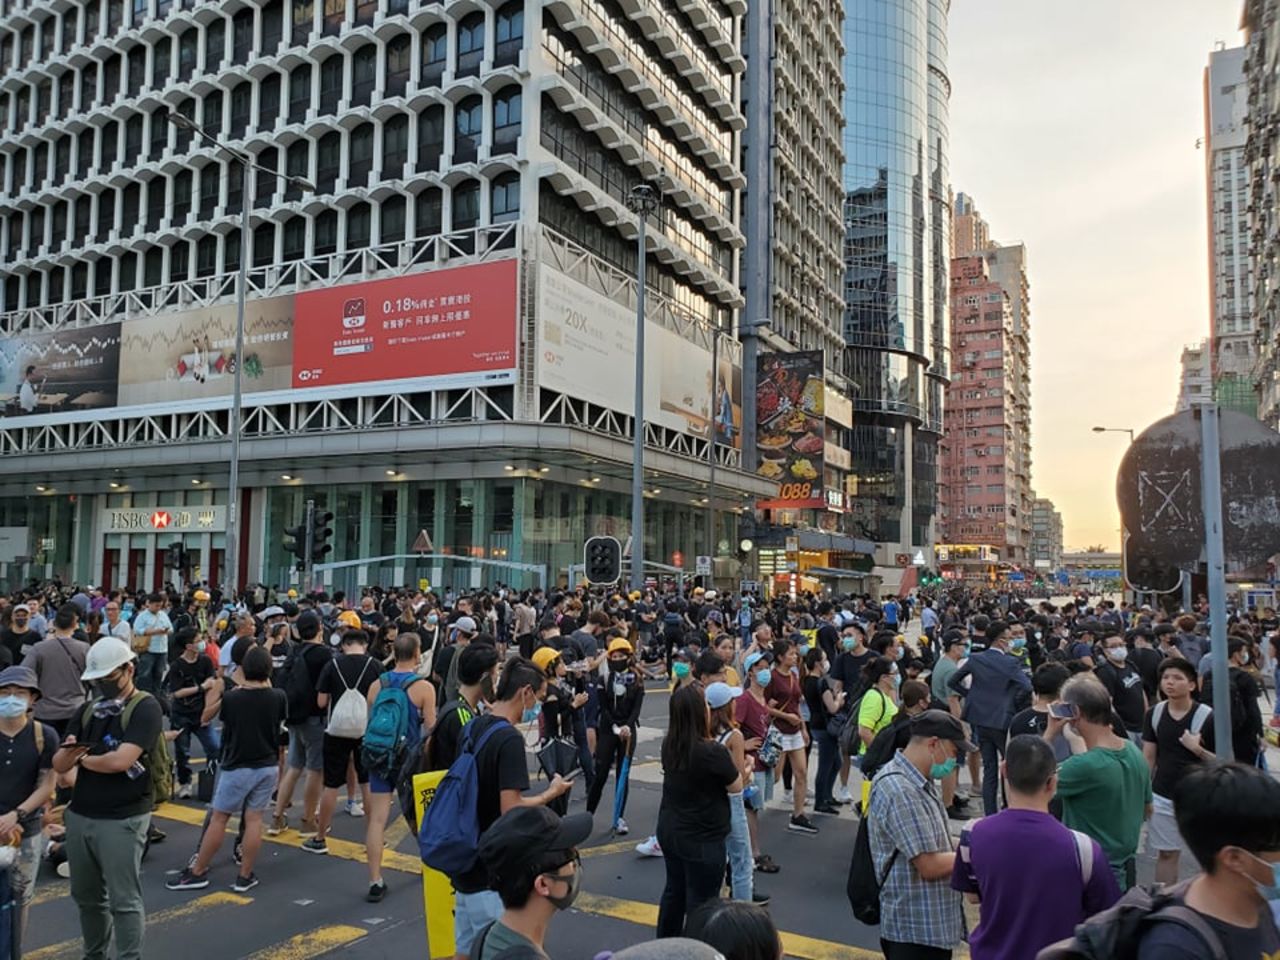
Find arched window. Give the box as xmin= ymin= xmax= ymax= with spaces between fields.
xmin=346 ymin=201 xmax=371 ymax=249
xmin=421 ymin=24 xmax=446 ymax=86
xmin=415 ymin=187 xmax=442 ymax=237
xmin=385 ymin=33 xmax=411 ymax=97
xmin=494 ymin=1 xmax=522 ymax=66
xmin=383 ymin=114 xmax=409 ymax=179
xmin=456 ymin=12 xmax=484 ymax=77
xmin=349 ymin=122 xmax=374 ymax=185
xmin=418 ymin=104 xmax=445 ymax=169
xmin=351 ymin=44 xmax=376 ymax=106
xmin=380 ymin=195 xmax=406 ymax=244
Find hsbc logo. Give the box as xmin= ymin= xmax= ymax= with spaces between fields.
xmin=150 ymin=511 xmax=171 ymax=529
xmin=342 ymin=298 xmax=367 ymax=331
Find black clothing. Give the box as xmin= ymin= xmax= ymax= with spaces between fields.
xmin=1130 ymin=646 xmax=1163 ymax=699
xmin=0 ymin=718 xmax=56 ymax=832
xmin=220 ymin=687 xmax=287 ymax=769
xmin=655 ymin=740 xmax=738 ymax=843
xmin=453 ymin=715 xmax=528 ymax=894
xmin=166 ymin=654 xmax=214 ymax=722
xmin=66 ymin=694 xmax=165 ymax=819
xmin=1142 ymin=701 xmax=1216 ymax=798
xmin=1095 ymin=659 xmax=1147 ymax=732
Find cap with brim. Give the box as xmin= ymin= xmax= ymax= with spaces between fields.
xmin=909 ymin=709 xmax=978 ymax=753
xmin=743 ymin=650 xmax=773 ymax=673
xmin=477 ymin=808 xmax=593 ymax=882
xmin=704 ymin=681 xmax=743 ymax=709
xmin=0 ymin=665 xmax=40 ymax=696
xmin=607 ymin=638 xmax=633 ymax=655
xmin=260 ymin=605 xmax=285 ymax=619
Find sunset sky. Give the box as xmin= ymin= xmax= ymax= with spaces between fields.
xmin=948 ymin=0 xmax=1243 ymax=551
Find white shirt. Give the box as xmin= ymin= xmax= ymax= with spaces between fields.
xmin=107 ymin=619 xmax=133 ymax=644
xmin=18 ymin=379 xmax=36 ymax=412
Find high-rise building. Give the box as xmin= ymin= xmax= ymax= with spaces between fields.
xmin=842 ymin=0 xmax=951 ymax=589
xmin=938 ymin=195 xmax=1032 ymax=566
xmin=1244 ymin=0 xmax=1280 ymax=429
xmin=0 ymin=0 xmax=771 ymax=590
xmin=1029 ymin=497 xmax=1064 ymax=575
xmin=1178 ymin=339 xmax=1213 ymax=411
xmin=1204 ymin=44 xmax=1256 ymax=417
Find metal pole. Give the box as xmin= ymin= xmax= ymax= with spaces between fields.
xmin=630 ymin=195 xmax=649 ymax=592
xmin=302 ymin=499 xmax=315 ymax=596
xmin=706 ymin=331 xmax=719 ymax=586
xmin=1197 ymin=403 xmax=1232 ymax=755
xmin=1181 ymin=569 xmax=1193 ymax=612
xmin=224 ymin=157 xmax=250 ymax=602
xmin=740 ymin=0 xmax=772 ymax=471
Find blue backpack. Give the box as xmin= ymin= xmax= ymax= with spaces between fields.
xmin=418 ymin=716 xmax=512 ymax=877
xmin=361 ymin=673 xmax=421 ymax=780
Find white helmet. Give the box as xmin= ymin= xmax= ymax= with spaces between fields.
xmin=82 ymin=637 xmax=136 ymax=681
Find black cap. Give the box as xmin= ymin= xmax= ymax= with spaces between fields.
xmin=477 ymin=808 xmax=592 ymax=882
xmin=909 ymin=709 xmax=977 ymax=753
xmin=1076 ymin=618 xmax=1103 ymax=636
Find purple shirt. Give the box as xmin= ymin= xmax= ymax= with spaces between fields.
xmin=951 ymin=808 xmax=1121 ymax=960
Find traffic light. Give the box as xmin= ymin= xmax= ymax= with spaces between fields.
xmin=311 ymin=509 xmax=334 ymax=564
xmin=584 ymin=536 xmax=622 ymax=585
xmin=166 ymin=541 xmax=184 ymax=571
xmin=1124 ymin=540 xmax=1182 ymax=594
xmin=284 ymin=520 xmax=308 ymax=571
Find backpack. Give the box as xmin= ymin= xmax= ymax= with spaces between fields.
xmin=418 ymin=716 xmax=512 ymax=877
xmin=362 ymin=673 xmax=422 ymax=780
xmin=846 ymin=770 xmax=904 ymax=925
xmin=1150 ymin=700 xmax=1211 ymax=740
xmin=1035 ymin=878 xmax=1228 ymax=960
xmin=469 ymin=921 xmax=550 ymax=960
xmin=79 ymin=691 xmax=173 ymax=804
xmin=325 ymin=659 xmax=373 ymax=738
xmin=282 ymin=644 xmax=330 ymax=725
xmin=858 ymin=712 xmax=912 ymax=780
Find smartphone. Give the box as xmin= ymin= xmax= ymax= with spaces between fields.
xmin=561 ymin=767 xmax=582 ymax=782
xmin=1049 ymin=702 xmax=1079 ymax=720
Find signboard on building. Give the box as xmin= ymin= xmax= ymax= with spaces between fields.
xmin=0 ymin=527 xmax=29 ymax=564
xmin=694 ymin=555 xmax=712 ymax=576
xmin=99 ymin=506 xmax=228 ymax=533
xmin=823 ymin=385 xmax=853 ymax=429
xmin=756 ymin=351 xmax=826 ymax=509
xmin=0 ymin=323 xmax=121 ymax=417
xmin=536 ymin=264 xmax=742 ymax=447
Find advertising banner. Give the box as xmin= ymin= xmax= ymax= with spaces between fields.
xmin=118 ymin=298 xmax=293 ymax=407
xmin=292 ymin=259 xmax=518 ymax=390
xmin=0 ymin=323 xmax=121 ymax=418
xmin=537 ymin=264 xmax=742 ymax=446
xmin=756 ymin=350 xmax=826 ymax=509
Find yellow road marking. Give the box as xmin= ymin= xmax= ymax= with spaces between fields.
xmin=31 ymin=881 xmax=69 ymax=906
xmin=242 ymin=924 xmax=368 ymax=960
xmin=383 ymin=812 xmax=411 ymax=849
xmin=26 ymin=892 xmax=251 ymax=960
xmin=580 ymin=839 xmax=639 ymax=859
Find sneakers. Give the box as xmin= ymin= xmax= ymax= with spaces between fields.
xmin=232 ymin=873 xmax=259 ymax=893
xmin=635 ymin=836 xmax=663 ymax=857
xmin=298 ymin=818 xmax=320 ymax=839
xmin=301 ymin=837 xmax=329 ymax=855
xmin=782 ymin=788 xmax=794 ymax=806
xmin=147 ymin=825 xmax=167 ymax=844
xmin=947 ymin=801 xmax=972 ymax=821
xmin=345 ymin=799 xmax=365 ymax=818
xmin=788 ymin=814 xmax=819 ymax=835
xmin=265 ymin=813 xmax=287 ymax=837
xmin=176 ymin=782 xmax=194 ymax=800
xmin=56 ymin=860 xmax=71 ymax=879
xmin=814 ymin=803 xmax=841 ymax=815
xmin=613 ymin=817 xmax=629 ymax=836
xmin=166 ymin=868 xmax=210 ymax=891
xmin=233 ymin=840 xmax=243 ymax=866
xmin=834 ymin=784 xmax=853 ymax=803
xmin=752 ymin=891 xmax=771 ymax=906
xmin=366 ymin=880 xmax=387 ymax=903
xmin=754 ymin=854 xmax=780 ymax=874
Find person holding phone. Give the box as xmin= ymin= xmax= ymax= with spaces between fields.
xmin=801 ymin=647 xmax=844 ymax=815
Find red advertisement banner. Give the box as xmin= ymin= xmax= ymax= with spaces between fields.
xmin=291 ymin=259 xmax=518 ymax=389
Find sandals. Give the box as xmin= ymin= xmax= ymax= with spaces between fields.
xmin=754 ymin=854 xmax=780 ymax=874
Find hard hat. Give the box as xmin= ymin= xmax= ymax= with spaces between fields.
xmin=607 ymin=638 xmax=633 ymax=655
xmin=82 ymin=637 xmax=137 ymax=681
xmin=193 ymin=589 xmax=210 ymax=602
xmin=532 ymin=646 xmax=561 ymax=674
xmin=338 ymin=610 xmax=362 ymax=629
xmin=287 ymin=589 xmax=298 ymax=599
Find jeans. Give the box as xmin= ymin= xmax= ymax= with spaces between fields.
xmin=9 ymin=830 xmax=42 ymax=956
xmin=173 ymin=720 xmax=221 ymax=785
xmin=136 ymin=652 xmax=167 ymax=695
xmin=453 ymin=890 xmax=503 ymax=954
xmin=812 ymin=728 xmax=839 ymax=808
xmin=65 ymin=809 xmax=151 ymax=960
xmin=655 ymin=832 xmax=727 ymax=937
xmin=976 ymin=724 xmax=1008 ymax=816
xmin=725 ymin=791 xmax=753 ymax=902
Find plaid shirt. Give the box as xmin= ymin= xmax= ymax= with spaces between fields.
xmin=867 ymin=752 xmax=964 ymax=948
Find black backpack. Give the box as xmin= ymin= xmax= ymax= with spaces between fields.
xmin=858 ymin=713 xmax=912 ymax=780
xmin=1035 ymin=879 xmax=1228 ymax=960
xmin=281 ymin=643 xmax=330 ymax=725
xmin=846 ymin=771 xmax=904 ymax=925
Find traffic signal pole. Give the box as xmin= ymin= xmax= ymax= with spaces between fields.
xmin=1196 ymin=404 xmax=1233 ymax=758
xmin=302 ymin=499 xmax=315 ymax=596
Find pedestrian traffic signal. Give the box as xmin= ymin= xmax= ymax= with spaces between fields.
xmin=166 ymin=541 xmax=185 ymax=571
xmin=584 ymin=536 xmax=622 ymax=585
xmin=311 ymin=509 xmax=334 ymax=563
xmin=283 ymin=521 xmax=308 ymax=566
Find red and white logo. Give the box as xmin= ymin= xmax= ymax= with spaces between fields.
xmin=150 ymin=511 xmax=171 ymax=530
xmin=342 ymin=298 xmax=366 ymax=331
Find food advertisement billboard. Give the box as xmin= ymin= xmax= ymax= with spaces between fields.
xmin=537 ymin=264 xmax=741 ymax=445
xmin=0 ymin=323 xmax=121 ymax=418
xmin=756 ymin=351 xmax=826 ymax=508
xmin=292 ymin=259 xmax=518 ymax=390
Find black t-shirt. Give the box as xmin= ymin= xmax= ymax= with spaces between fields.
xmin=266 ymin=638 xmax=295 ymax=687
xmin=220 ymin=686 xmax=288 ymax=769
xmin=0 ymin=719 xmax=56 ymax=830
xmin=434 ymin=643 xmax=456 ymax=683
xmin=295 ymin=642 xmax=335 ymax=718
xmin=1131 ymin=646 xmax=1163 ymax=699
xmin=0 ymin=628 xmax=39 ymax=663
xmin=1095 ymin=660 xmax=1147 ymax=732
xmin=1143 ymin=701 xmax=1216 ymax=798
xmin=816 ymin=622 xmax=840 ymax=662
xmin=426 ymin=698 xmax=478 ymax=771
xmin=832 ymin=649 xmax=874 ymax=694
xmin=802 ymin=675 xmax=831 ymax=725
xmin=1137 ymin=905 xmax=1280 ymax=960
xmin=453 ymin=714 xmax=529 ymax=893
xmin=166 ymin=654 xmax=214 ymax=720
xmin=656 ymin=739 xmax=739 ymax=844
xmin=66 ymin=693 xmax=165 ymax=819
xmin=316 ymin=653 xmax=383 ymax=722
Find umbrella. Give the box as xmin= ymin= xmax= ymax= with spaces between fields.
xmin=612 ymin=750 xmax=632 ymax=831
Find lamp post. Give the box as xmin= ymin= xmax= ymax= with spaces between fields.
xmin=166 ymin=112 xmax=314 ymax=602
xmin=626 ymin=182 xmax=660 ymax=591
xmin=1091 ymin=426 xmax=1135 ymax=442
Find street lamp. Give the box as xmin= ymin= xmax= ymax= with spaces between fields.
xmin=166 ymin=111 xmax=314 ymax=602
xmin=626 ymin=182 xmax=660 ymax=591
xmin=1091 ymin=426 xmax=1135 ymax=442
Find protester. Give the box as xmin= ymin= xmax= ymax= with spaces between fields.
xmin=765 ymin=639 xmax=817 ymax=834
xmin=1093 ymin=631 xmax=1147 ymax=745
xmin=685 ymin=898 xmax=784 ymax=960
xmin=130 ymin=593 xmax=173 ymax=694
xmin=166 ymin=625 xmax=221 ymax=799
xmin=269 ymin=611 xmax=331 ymax=837
xmin=22 ymin=603 xmax=91 ymax=738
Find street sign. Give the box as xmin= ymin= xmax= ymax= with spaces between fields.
xmin=912 ymin=550 xmax=926 ymax=566
xmin=785 ymin=536 xmax=800 ymax=554
xmin=894 ymin=553 xmax=910 ymax=567
xmin=1008 ymin=572 xmax=1025 ymax=582
xmin=694 ymin=555 xmax=712 ymax=576
xmin=412 ymin=529 xmax=434 ymax=553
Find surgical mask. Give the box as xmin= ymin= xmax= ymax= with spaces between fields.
xmin=891 ymin=670 xmax=901 ymax=690
xmin=896 ymin=645 xmax=905 ymax=659
xmin=1105 ymin=646 xmax=1127 ymax=663
xmin=427 ymin=614 xmax=439 ymax=625
xmin=1010 ymin=638 xmax=1027 ymax=653
xmin=672 ymin=662 xmax=691 ymax=679
xmin=94 ymin=673 xmax=126 ymax=701
xmin=545 ymin=865 xmax=582 ymax=910
xmin=1242 ymin=651 xmax=1251 ymax=665
xmin=798 ymin=643 xmax=810 ymax=655
xmin=521 ymin=700 xmax=543 ymax=724
xmin=929 ymin=746 xmax=958 ymax=780
xmin=755 ymin=668 xmax=772 ymax=688
xmin=1241 ymin=850 xmax=1280 ymax=901
xmin=842 ymin=635 xmax=856 ymax=651
xmin=0 ymin=694 xmax=29 ymax=718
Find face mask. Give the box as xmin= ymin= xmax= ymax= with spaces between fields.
xmin=672 ymin=662 xmax=691 ymax=679
xmin=798 ymin=643 xmax=810 ymax=655
xmin=755 ymin=668 xmax=772 ymax=688
xmin=842 ymin=636 xmax=856 ymax=651
xmin=1106 ymin=646 xmax=1127 ymax=663
xmin=608 ymin=659 xmax=628 ymax=673
xmin=1242 ymin=651 xmax=1251 ymax=665
xmin=94 ymin=672 xmax=126 ymax=701
xmin=891 ymin=670 xmax=901 ymax=690
xmin=0 ymin=694 xmax=29 ymax=718
xmin=896 ymin=645 xmax=905 ymax=659
xmin=427 ymin=614 xmax=439 ymax=625
xmin=521 ymin=696 xmax=543 ymax=724
xmin=1010 ymin=638 xmax=1026 ymax=653
xmin=545 ymin=865 xmax=582 ymax=910
xmin=929 ymin=745 xmax=958 ymax=780
xmin=963 ymin=643 xmax=972 ymax=657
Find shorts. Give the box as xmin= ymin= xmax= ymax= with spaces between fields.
xmin=286 ymin=716 xmax=325 ymax=772
xmin=779 ymin=731 xmax=806 ymax=753
xmin=212 ymin=765 xmax=278 ymax=814
xmin=747 ymin=768 xmax=774 ymax=812
xmin=1148 ymin=793 xmax=1186 ymax=853
xmin=369 ymin=772 xmax=393 ymax=795
xmin=322 ymin=733 xmax=369 ymax=789
xmin=454 ymin=889 xmax=503 ymax=953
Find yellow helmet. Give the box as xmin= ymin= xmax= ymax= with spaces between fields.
xmin=338 ymin=610 xmax=362 ymax=629
xmin=287 ymin=589 xmax=298 ymax=599
xmin=532 ymin=646 xmax=561 ymax=674
xmin=193 ymin=589 xmax=210 ymax=603
xmin=607 ymin=638 xmax=634 ymax=656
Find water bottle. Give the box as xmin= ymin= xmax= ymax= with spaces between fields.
xmin=101 ymin=734 xmax=147 ymax=781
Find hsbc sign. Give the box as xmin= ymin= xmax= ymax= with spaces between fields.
xmin=100 ymin=506 xmax=228 ymax=533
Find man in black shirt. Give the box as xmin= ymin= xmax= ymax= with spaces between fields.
xmin=166 ymin=626 xmax=221 ymax=798
xmin=1128 ymin=627 xmax=1163 ymax=700
xmin=52 ymin=638 xmax=164 ymax=960
xmin=814 ymin=602 xmax=840 ymax=665
xmin=1095 ymin=632 xmax=1148 ymax=744
xmin=428 ymin=643 xmax=500 ymax=771
xmin=1 ymin=605 xmax=40 ymax=664
xmin=269 ymin=611 xmax=331 ymax=837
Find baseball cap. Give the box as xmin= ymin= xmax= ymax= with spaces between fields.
xmin=477 ymin=807 xmax=592 ymax=883
xmin=704 ymin=681 xmax=743 ymax=709
xmin=454 ymin=615 xmax=478 ymax=635
xmin=909 ymin=709 xmax=977 ymax=753
xmin=705 ymin=609 xmax=724 ymax=626
xmin=743 ymin=650 xmax=773 ymax=673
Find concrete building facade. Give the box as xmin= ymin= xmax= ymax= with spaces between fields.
xmin=1178 ymin=339 xmax=1213 ymax=411
xmin=1029 ymin=496 xmax=1063 ymax=574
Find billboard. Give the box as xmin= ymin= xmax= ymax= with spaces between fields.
xmin=756 ymin=351 xmax=826 ymax=509
xmin=0 ymin=323 xmax=121 ymax=417
xmin=537 ymin=264 xmax=741 ymax=445
xmin=292 ymin=260 xmax=518 ymax=389
xmin=0 ymin=259 xmax=518 ymax=426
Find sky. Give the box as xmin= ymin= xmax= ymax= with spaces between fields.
xmin=947 ymin=0 xmax=1245 ymax=551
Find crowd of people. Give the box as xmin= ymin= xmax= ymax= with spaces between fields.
xmin=2 ymin=578 xmax=1280 ymax=960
